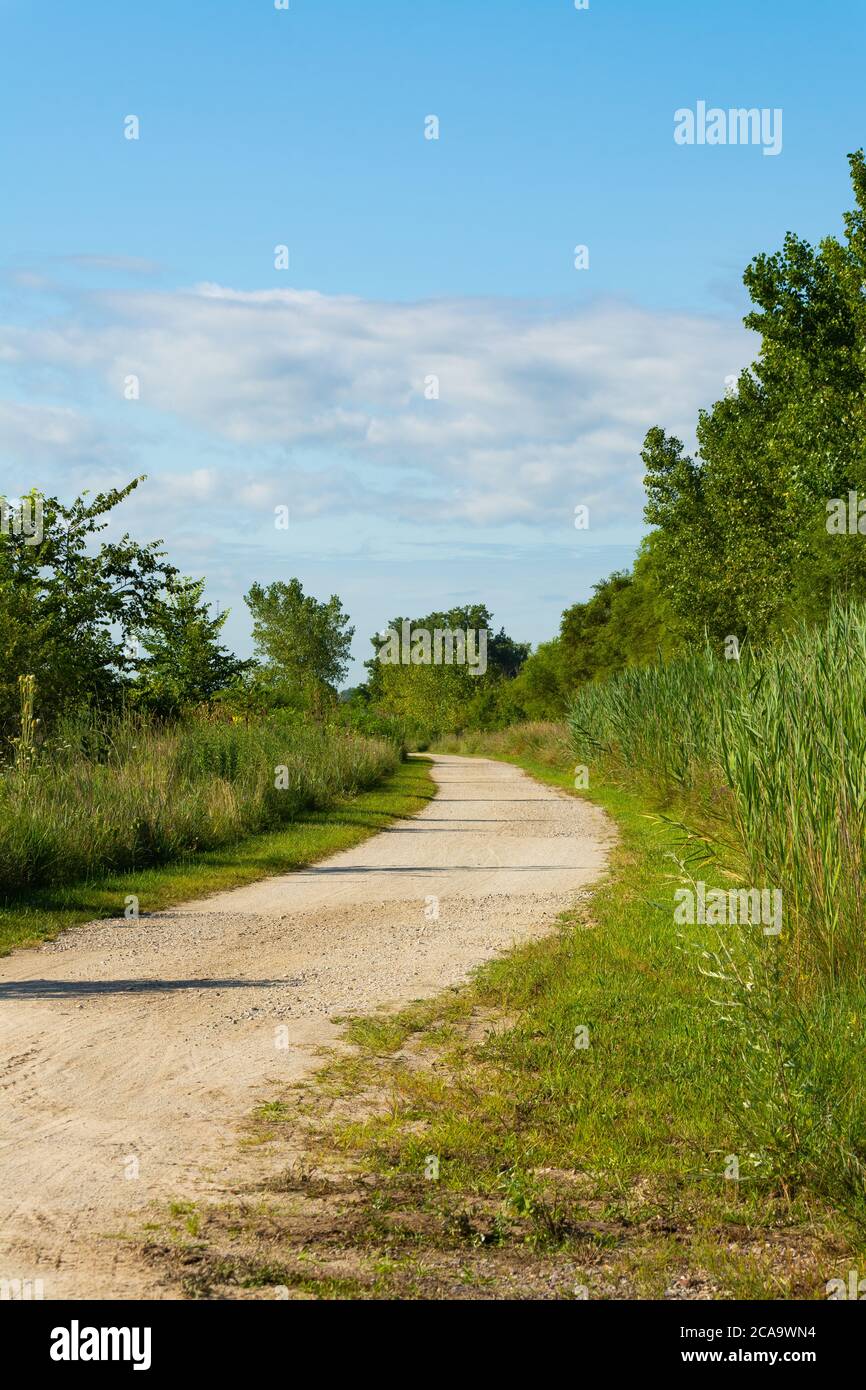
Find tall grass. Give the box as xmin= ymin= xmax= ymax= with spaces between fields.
xmin=0 ymin=711 xmax=400 ymax=895
xmin=437 ymin=607 xmax=866 ymax=1213
xmin=569 ymin=601 xmax=866 ymax=990
xmin=566 ymin=600 xmax=866 ymax=1207
xmin=434 ymin=720 xmax=572 ymax=768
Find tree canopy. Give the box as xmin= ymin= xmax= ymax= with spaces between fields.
xmin=643 ymin=149 xmax=866 ymax=646
xmin=0 ymin=478 xmax=176 ymax=736
xmin=132 ymin=577 xmax=249 ymax=716
xmin=244 ymin=578 xmax=355 ymax=719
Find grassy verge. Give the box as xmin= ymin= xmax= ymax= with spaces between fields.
xmin=144 ymin=739 xmax=861 ymax=1300
xmin=0 ymin=713 xmax=400 ymax=893
xmin=443 ymin=722 xmax=866 ymax=1220
xmin=0 ymin=757 xmax=435 ymax=956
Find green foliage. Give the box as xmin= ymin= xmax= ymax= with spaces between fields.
xmin=331 ymin=690 xmax=411 ymax=748
xmin=9 ymin=675 xmax=39 ymax=783
xmin=0 ymin=478 xmax=176 ymax=739
xmin=490 ymin=540 xmax=687 ymax=724
xmin=506 ymin=641 xmax=568 ymax=718
xmin=560 ymin=539 xmax=685 ymax=687
xmin=133 ymin=577 xmax=249 ymax=716
xmin=364 ymin=604 xmax=530 ymax=737
xmin=245 ymin=578 xmax=354 ymax=719
xmin=644 ymin=149 xmax=866 ymax=644
xmin=360 ymin=557 xmax=685 ymax=736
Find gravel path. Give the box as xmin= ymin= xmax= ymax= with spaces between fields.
xmin=0 ymin=754 xmax=613 ymax=1300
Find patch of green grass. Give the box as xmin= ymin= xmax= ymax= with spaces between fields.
xmin=337 ymin=994 xmax=471 ymax=1055
xmin=254 ymin=1100 xmax=293 ymax=1123
xmin=0 ymin=757 xmax=435 ymax=955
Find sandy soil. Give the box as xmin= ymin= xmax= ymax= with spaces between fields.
xmin=0 ymin=754 xmax=613 ymax=1300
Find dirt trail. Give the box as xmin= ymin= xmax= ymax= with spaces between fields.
xmin=0 ymin=754 xmax=612 ymax=1300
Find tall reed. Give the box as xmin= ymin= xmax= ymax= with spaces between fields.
xmin=567 ymin=602 xmax=866 ymax=1207
xmin=568 ymin=601 xmax=866 ymax=991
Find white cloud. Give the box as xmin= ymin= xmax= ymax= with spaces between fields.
xmin=0 ymin=400 xmax=117 ymax=467
xmin=0 ymin=284 xmax=754 ymax=529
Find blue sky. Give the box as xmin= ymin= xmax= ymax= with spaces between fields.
xmin=1 ymin=0 xmax=864 ymax=680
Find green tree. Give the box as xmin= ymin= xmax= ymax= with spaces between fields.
xmin=643 ymin=149 xmax=866 ymax=645
xmin=365 ymin=604 xmax=529 ymax=734
xmin=504 ymin=541 xmax=685 ymax=716
xmin=244 ymin=579 xmax=354 ymax=719
xmin=509 ymin=639 xmax=568 ymax=718
xmin=133 ymin=577 xmax=248 ymax=716
xmin=0 ymin=478 xmax=175 ymax=740
xmin=559 ymin=572 xmax=635 ymax=688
